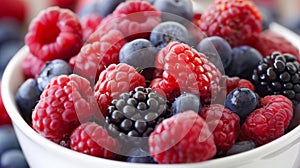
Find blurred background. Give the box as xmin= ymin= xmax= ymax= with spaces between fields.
xmin=0 ymin=0 xmax=300 ymax=167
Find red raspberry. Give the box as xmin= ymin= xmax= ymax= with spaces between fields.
xmin=50 ymin=0 xmax=77 ymax=9
xmin=151 ymin=42 xmax=222 ymax=103
xmin=0 ymin=0 xmax=27 ymax=23
xmin=97 ymin=1 xmax=161 ymax=40
xmin=0 ymin=82 xmax=11 ymax=125
xmin=201 ymin=104 xmax=240 ymax=155
xmin=86 ymin=28 xmax=125 ymax=45
xmin=94 ymin=63 xmax=146 ymax=116
xmin=192 ymin=13 xmax=202 ymax=28
xmin=80 ymin=14 xmax=103 ymax=41
xmin=21 ymin=51 xmax=46 ymax=79
xmin=200 ymin=0 xmax=262 ymax=47
xmin=70 ymin=122 xmax=119 ymax=159
xmin=252 ymin=30 xmax=300 ymax=61
xmin=237 ymin=79 xmax=255 ymax=91
xmin=149 ymin=111 xmax=216 ymax=163
xmin=240 ymin=95 xmax=293 ymax=146
xmin=222 ymin=76 xmax=255 ymax=94
xmin=32 ymin=74 xmax=98 ymax=144
xmin=75 ymin=0 xmax=95 ymax=13
xmin=25 ymin=7 xmax=83 ymax=62
xmin=73 ymin=29 xmax=125 ymax=83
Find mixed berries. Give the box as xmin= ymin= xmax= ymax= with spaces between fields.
xmin=12 ymin=0 xmax=300 ymax=165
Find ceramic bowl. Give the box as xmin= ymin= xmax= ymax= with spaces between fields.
xmin=2 ymin=23 xmax=300 ymax=168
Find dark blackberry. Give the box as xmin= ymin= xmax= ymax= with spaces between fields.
xmin=252 ymin=52 xmax=300 ymax=104
xmin=106 ymin=86 xmax=171 ymax=151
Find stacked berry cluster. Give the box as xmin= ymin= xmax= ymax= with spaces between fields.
xmin=14 ymin=0 xmax=300 ymax=164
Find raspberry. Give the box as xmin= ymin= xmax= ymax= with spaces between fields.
xmin=252 ymin=30 xmax=300 ymax=61
xmin=32 ymin=74 xmax=98 ymax=144
xmin=80 ymin=14 xmax=103 ymax=41
xmin=21 ymin=51 xmax=46 ymax=79
xmin=151 ymin=42 xmax=222 ymax=103
xmin=148 ymin=111 xmax=216 ymax=163
xmin=70 ymin=122 xmax=119 ymax=159
xmin=86 ymin=28 xmax=125 ymax=45
xmin=240 ymin=95 xmax=293 ymax=146
xmin=94 ymin=63 xmax=146 ymax=117
xmin=221 ymin=76 xmax=255 ymax=94
xmin=200 ymin=0 xmax=262 ymax=47
xmin=0 ymin=0 xmax=27 ymax=23
xmin=73 ymin=29 xmax=125 ymax=84
xmin=0 ymin=82 xmax=11 ymax=125
xmin=192 ymin=13 xmax=202 ymax=29
xmin=201 ymin=104 xmax=240 ymax=155
xmin=50 ymin=0 xmax=77 ymax=9
xmin=25 ymin=7 xmax=83 ymax=62
xmin=237 ymin=79 xmax=255 ymax=91
xmin=97 ymin=1 xmax=161 ymax=40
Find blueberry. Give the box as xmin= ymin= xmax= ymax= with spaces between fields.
xmin=119 ymin=38 xmax=157 ymax=70
xmin=0 ymin=18 xmax=23 ymax=46
xmin=226 ymin=140 xmax=256 ymax=156
xmin=225 ymin=46 xmax=263 ymax=80
xmin=171 ymin=93 xmax=201 ymax=115
xmin=77 ymin=0 xmax=125 ymax=18
xmin=287 ymin=102 xmax=300 ymax=131
xmin=150 ymin=21 xmax=189 ymax=50
xmin=1 ymin=149 xmax=29 ymax=168
xmin=0 ymin=40 xmax=24 ymax=78
xmin=37 ymin=59 xmax=73 ymax=91
xmin=197 ymin=36 xmax=232 ymax=71
xmin=126 ymin=148 xmax=157 ymax=163
xmin=153 ymin=0 xmax=194 ymax=26
xmin=15 ymin=78 xmax=42 ymax=124
xmin=225 ymin=88 xmax=258 ymax=123
xmin=0 ymin=125 xmax=20 ymax=156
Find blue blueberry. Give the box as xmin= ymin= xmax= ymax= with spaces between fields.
xmin=226 ymin=140 xmax=256 ymax=156
xmin=37 ymin=59 xmax=73 ymax=91
xmin=0 ymin=19 xmax=23 ymax=46
xmin=1 ymin=149 xmax=29 ymax=168
xmin=0 ymin=40 xmax=24 ymax=78
xmin=119 ymin=38 xmax=157 ymax=70
xmin=126 ymin=148 xmax=157 ymax=163
xmin=0 ymin=125 xmax=20 ymax=156
xmin=225 ymin=88 xmax=258 ymax=123
xmin=153 ymin=0 xmax=194 ymax=26
xmin=197 ymin=36 xmax=232 ymax=71
xmin=225 ymin=45 xmax=263 ymax=80
xmin=77 ymin=0 xmax=125 ymax=18
xmin=150 ymin=21 xmax=189 ymax=50
xmin=15 ymin=78 xmax=42 ymax=124
xmin=171 ymin=93 xmax=201 ymax=115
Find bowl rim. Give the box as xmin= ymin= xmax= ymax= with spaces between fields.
xmin=2 ymin=23 xmax=300 ymax=167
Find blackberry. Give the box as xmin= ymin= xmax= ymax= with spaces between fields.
xmin=252 ymin=52 xmax=300 ymax=104
xmin=106 ymin=86 xmax=170 ymax=151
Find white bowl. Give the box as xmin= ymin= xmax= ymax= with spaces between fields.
xmin=2 ymin=23 xmax=300 ymax=168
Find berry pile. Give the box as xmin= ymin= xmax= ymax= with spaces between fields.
xmin=13 ymin=0 xmax=300 ymax=165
